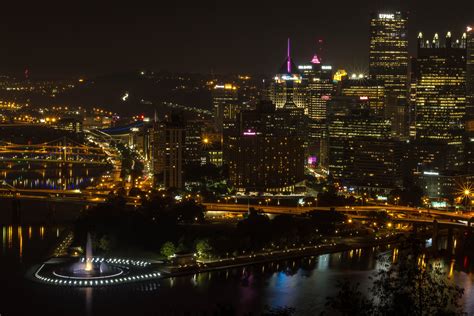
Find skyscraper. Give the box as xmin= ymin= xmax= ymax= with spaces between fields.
xmin=226 ymin=101 xmax=305 ymax=193
xmin=269 ymin=39 xmax=307 ymax=112
xmin=303 ymin=63 xmax=333 ymax=121
xmin=369 ymin=12 xmax=409 ymax=107
xmin=298 ymin=60 xmax=333 ymax=166
xmin=326 ymin=96 xmax=398 ymax=191
xmin=339 ymin=77 xmax=385 ymax=115
xmin=413 ymin=32 xmax=467 ymax=173
xmin=467 ymin=26 xmax=474 ymax=120
xmin=466 ymin=26 xmax=474 ymax=173
xmin=212 ymin=83 xmax=239 ymax=132
xmin=153 ymin=113 xmax=185 ymax=189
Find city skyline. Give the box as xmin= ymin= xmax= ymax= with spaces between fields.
xmin=2 ymin=2 xmax=474 ymax=315
xmin=0 ymin=1 xmax=473 ymax=77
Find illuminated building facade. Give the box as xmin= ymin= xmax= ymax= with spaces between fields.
xmin=212 ymin=84 xmax=239 ymax=132
xmin=226 ymin=101 xmax=305 ymax=193
xmin=413 ymin=32 xmax=466 ymax=173
xmin=298 ymin=61 xmax=333 ymax=166
xmin=301 ymin=63 xmax=334 ymax=121
xmin=467 ymin=26 xmax=474 ymax=119
xmin=184 ymin=119 xmax=215 ymax=166
xmin=339 ymin=78 xmax=385 ymax=115
xmin=467 ymin=26 xmax=474 ymax=173
xmin=326 ymin=96 xmax=399 ymax=191
xmin=269 ymin=39 xmax=308 ymax=112
xmin=153 ymin=114 xmax=185 ymax=189
xmin=416 ymin=171 xmax=474 ymax=199
xmin=369 ymin=12 xmax=409 ymax=107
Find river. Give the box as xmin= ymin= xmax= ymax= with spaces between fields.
xmin=2 ymin=225 xmax=474 ymax=315
xmin=0 ymin=163 xmax=109 ymax=190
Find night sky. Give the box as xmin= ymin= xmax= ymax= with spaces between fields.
xmin=1 ymin=0 xmax=473 ymax=77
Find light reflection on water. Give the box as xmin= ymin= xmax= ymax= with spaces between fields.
xmin=0 ymin=163 xmax=107 ymax=190
xmin=0 ymin=225 xmax=62 ymax=264
xmin=2 ymin=229 xmax=474 ymax=314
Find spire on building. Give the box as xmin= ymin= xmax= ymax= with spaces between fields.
xmin=311 ymin=39 xmax=323 ymax=64
xmin=287 ymin=38 xmax=291 ymax=73
xmin=278 ymin=38 xmax=299 ymax=75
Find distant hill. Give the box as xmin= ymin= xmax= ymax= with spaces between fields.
xmin=54 ymin=72 xmax=213 ymax=116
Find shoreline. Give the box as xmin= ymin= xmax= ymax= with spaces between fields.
xmin=27 ymin=232 xmax=407 ymax=286
xmin=161 ymin=233 xmax=405 ymax=278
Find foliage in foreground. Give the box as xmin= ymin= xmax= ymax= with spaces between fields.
xmin=324 ymin=242 xmax=465 ymax=316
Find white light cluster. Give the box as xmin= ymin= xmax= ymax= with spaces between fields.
xmin=378 ymin=13 xmax=394 ymax=19
xmin=35 ymin=257 xmax=158 ymax=287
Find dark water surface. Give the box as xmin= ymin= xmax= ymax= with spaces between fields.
xmin=0 ymin=163 xmax=108 ymax=190
xmin=2 ymin=225 xmax=474 ymax=315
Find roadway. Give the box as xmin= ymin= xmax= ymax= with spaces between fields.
xmin=204 ymin=203 xmax=473 ymax=219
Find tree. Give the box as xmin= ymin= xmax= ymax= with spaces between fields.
xmin=271 ymin=215 xmax=299 ymax=246
xmin=366 ymin=210 xmax=390 ymax=225
xmin=261 ymin=306 xmax=295 ymax=316
xmin=173 ymin=200 xmax=205 ymax=223
xmin=105 ymin=190 xmax=127 ymax=208
xmin=236 ymin=210 xmax=271 ymax=250
xmin=195 ymin=239 xmax=212 ymax=259
xmin=128 ymin=187 xmax=144 ymax=197
xmin=390 ymin=185 xmax=424 ymax=207
xmin=306 ymin=209 xmax=347 ymax=234
xmin=160 ymin=241 xmax=176 ymax=258
xmin=98 ymin=235 xmax=116 ymax=253
xmin=370 ymin=255 xmax=464 ymax=316
xmin=324 ymin=242 xmax=465 ymax=316
xmin=324 ymin=281 xmax=373 ymax=316
xmin=317 ymin=185 xmax=346 ymax=206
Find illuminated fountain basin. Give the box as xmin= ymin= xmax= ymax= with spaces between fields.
xmin=53 ymin=257 xmax=125 ymax=279
xmin=34 ymin=257 xmax=160 ymax=287
xmin=33 ymin=233 xmax=161 ymax=286
xmin=51 ymin=233 xmax=123 ymax=279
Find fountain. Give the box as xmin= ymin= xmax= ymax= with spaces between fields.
xmin=84 ymin=233 xmax=93 ymax=272
xmin=32 ymin=233 xmax=159 ymax=287
xmin=52 ymin=233 xmax=122 ymax=279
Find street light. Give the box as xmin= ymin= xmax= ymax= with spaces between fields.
xmin=464 ymin=189 xmax=472 ymax=212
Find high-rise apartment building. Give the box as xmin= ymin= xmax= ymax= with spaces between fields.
xmin=369 ymin=12 xmax=409 ymax=107
xmin=226 ymin=101 xmax=305 ymax=193
xmin=152 ymin=114 xmax=185 ymax=189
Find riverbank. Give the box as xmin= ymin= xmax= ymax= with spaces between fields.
xmin=160 ymin=232 xmax=406 ymax=278
xmin=35 ymin=230 xmax=407 ymax=286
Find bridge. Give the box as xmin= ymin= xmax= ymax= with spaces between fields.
xmin=204 ymin=202 xmax=474 ymax=230
xmin=204 ymin=203 xmax=471 ymax=218
xmin=1 ymin=185 xmax=472 ymax=231
xmin=0 ymin=137 xmax=115 ymax=166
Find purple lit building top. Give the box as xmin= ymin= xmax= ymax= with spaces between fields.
xmin=311 ymin=54 xmax=321 ymax=64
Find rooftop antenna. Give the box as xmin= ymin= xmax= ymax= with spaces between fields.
xmin=311 ymin=39 xmax=324 ymax=64
xmin=318 ymin=38 xmax=324 ymax=62
xmin=287 ymin=38 xmax=291 ymax=73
